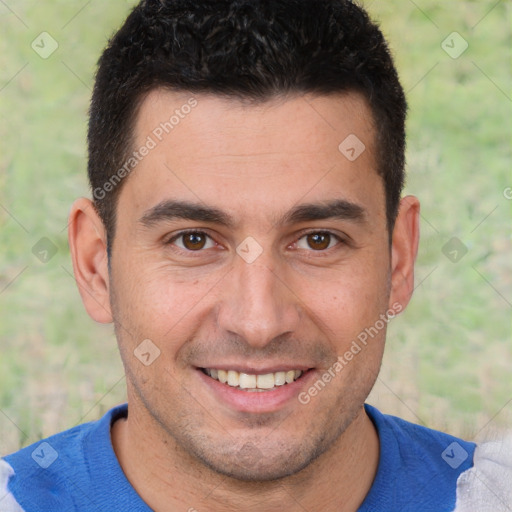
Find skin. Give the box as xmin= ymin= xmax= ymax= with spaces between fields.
xmin=68 ymin=90 xmax=420 ymax=511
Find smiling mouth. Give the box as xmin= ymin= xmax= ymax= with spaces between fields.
xmin=200 ymin=368 xmax=308 ymax=392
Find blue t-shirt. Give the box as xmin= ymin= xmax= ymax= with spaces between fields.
xmin=1 ymin=403 xmax=476 ymax=511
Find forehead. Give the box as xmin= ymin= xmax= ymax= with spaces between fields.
xmin=135 ymin=88 xmax=375 ymax=158
xmin=119 ymin=88 xmax=384 ymax=227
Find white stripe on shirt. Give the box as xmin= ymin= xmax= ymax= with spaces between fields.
xmin=0 ymin=459 xmax=25 ymax=512
xmin=454 ymin=433 xmax=512 ymax=511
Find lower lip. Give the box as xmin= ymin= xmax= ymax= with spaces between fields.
xmin=197 ymin=369 xmax=315 ymax=413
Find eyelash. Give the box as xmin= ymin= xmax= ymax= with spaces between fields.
xmin=166 ymin=229 xmax=347 ymax=255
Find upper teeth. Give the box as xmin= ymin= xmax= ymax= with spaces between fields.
xmin=204 ymin=369 xmax=303 ymax=390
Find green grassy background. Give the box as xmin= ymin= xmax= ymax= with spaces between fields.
xmin=0 ymin=1 xmax=510 ymax=454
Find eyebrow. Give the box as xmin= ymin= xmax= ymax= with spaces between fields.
xmin=282 ymin=199 xmax=366 ymax=225
xmin=138 ymin=198 xmax=367 ymax=229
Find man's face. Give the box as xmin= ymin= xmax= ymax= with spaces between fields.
xmin=109 ymin=90 xmax=394 ymax=480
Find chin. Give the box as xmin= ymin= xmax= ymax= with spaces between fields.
xmin=190 ymin=436 xmax=328 ymax=483
xmin=202 ymin=454 xmax=311 ymax=482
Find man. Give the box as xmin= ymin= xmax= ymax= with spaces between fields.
xmin=1 ymin=1 xmax=510 ymax=510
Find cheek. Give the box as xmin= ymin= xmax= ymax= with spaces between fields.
xmin=111 ymin=261 xmax=220 ymax=347
xmin=306 ymin=260 xmax=390 ymax=339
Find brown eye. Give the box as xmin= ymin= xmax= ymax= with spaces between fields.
xmin=182 ymin=232 xmax=206 ymax=250
xmin=171 ymin=231 xmax=215 ymax=251
xmin=307 ymin=232 xmax=331 ymax=250
xmin=296 ymin=231 xmax=340 ymax=251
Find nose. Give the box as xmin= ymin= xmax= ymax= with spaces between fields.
xmin=215 ymin=251 xmax=301 ymax=349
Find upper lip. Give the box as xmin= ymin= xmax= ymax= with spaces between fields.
xmin=198 ymin=365 xmax=312 ymax=374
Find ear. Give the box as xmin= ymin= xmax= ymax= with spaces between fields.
xmin=388 ymin=195 xmax=420 ymax=313
xmin=68 ymin=198 xmax=113 ymax=323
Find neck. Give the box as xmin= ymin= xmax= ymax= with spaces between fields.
xmin=111 ymin=400 xmax=379 ymax=512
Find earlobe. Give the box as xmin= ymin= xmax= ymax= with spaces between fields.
xmin=389 ymin=195 xmax=420 ymax=313
xmin=68 ymin=198 xmax=113 ymax=323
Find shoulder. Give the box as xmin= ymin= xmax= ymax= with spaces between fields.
xmin=1 ymin=404 xmax=129 ymax=512
xmin=454 ymin=432 xmax=512 ymax=511
xmin=361 ymin=404 xmax=476 ymax=511
xmin=365 ymin=403 xmax=476 ymax=471
xmin=1 ymin=422 xmax=96 ymax=511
